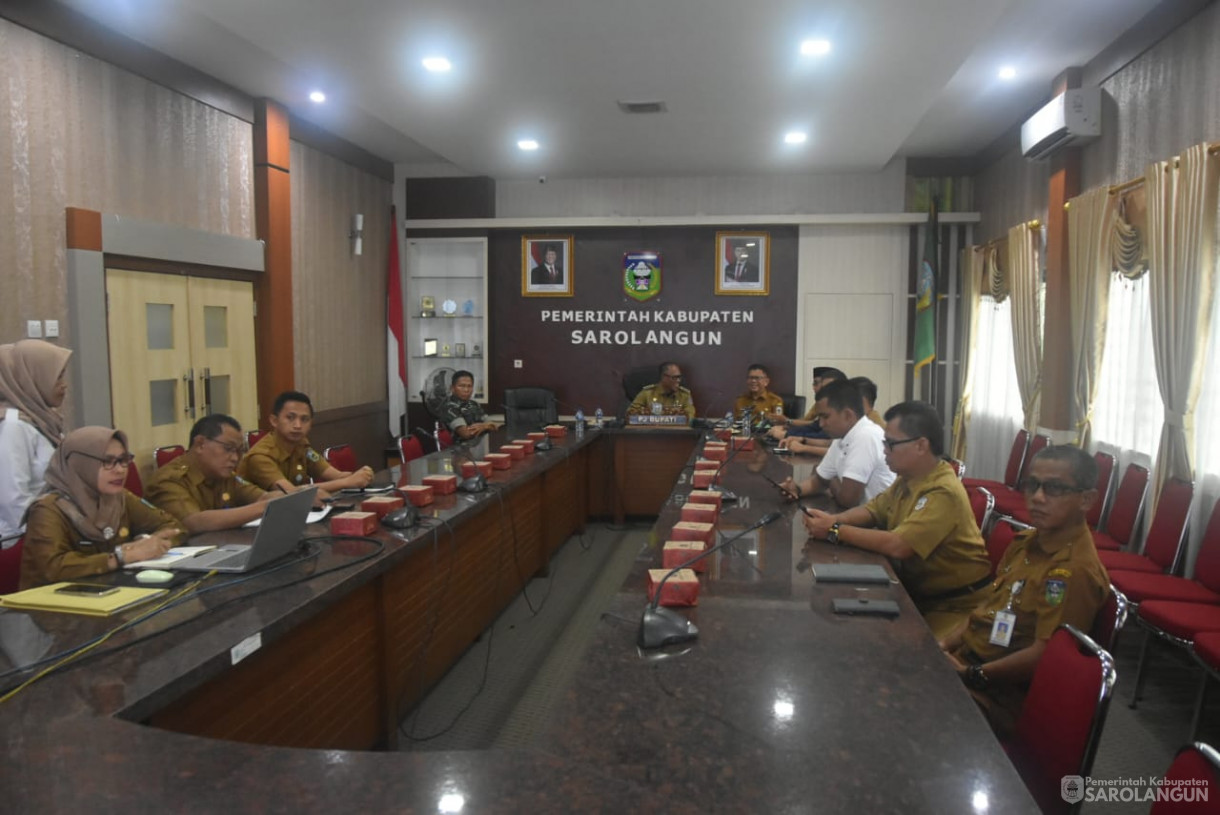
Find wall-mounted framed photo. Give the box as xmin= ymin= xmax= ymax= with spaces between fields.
xmin=522 ymin=235 xmax=574 ymax=297
xmin=715 ymin=231 xmax=770 ymax=296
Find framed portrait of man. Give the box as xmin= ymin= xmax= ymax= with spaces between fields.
xmin=522 ymin=235 xmax=574 ymax=297
xmin=715 ymin=232 xmax=770 ymax=295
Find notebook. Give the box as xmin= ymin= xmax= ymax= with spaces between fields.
xmin=811 ymin=563 xmax=893 ymax=585
xmin=0 ymin=583 xmax=168 ymax=617
xmin=174 ymin=487 xmax=316 ymax=573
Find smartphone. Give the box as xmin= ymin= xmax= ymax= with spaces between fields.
xmin=54 ymin=583 xmax=120 ymax=597
xmin=761 ymin=474 xmax=799 ymax=501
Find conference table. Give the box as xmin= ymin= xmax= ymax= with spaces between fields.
xmin=0 ymin=425 xmax=1037 ymax=812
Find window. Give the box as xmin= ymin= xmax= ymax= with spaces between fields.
xmin=1091 ymin=274 xmax=1163 ymax=462
xmin=1185 ymin=282 xmax=1220 ymax=573
xmin=964 ymin=296 xmax=1024 ymax=480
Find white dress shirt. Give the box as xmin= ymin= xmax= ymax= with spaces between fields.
xmin=0 ymin=409 xmax=55 ymax=541
xmin=815 ymin=417 xmax=896 ymax=503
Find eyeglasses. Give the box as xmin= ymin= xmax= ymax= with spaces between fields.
xmin=746 ymin=375 xmax=767 ymax=382
xmin=882 ymin=436 xmax=922 ymax=451
xmin=662 ymin=372 xmax=683 ymax=381
xmin=206 ymin=438 xmax=247 ymax=457
xmin=1019 ymin=477 xmax=1085 ymax=498
xmin=73 ymin=451 xmax=135 ymax=470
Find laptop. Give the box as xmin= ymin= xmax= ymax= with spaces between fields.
xmin=174 ymin=487 xmax=316 ymax=573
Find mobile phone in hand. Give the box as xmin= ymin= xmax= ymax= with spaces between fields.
xmin=761 ymin=474 xmax=798 ymax=501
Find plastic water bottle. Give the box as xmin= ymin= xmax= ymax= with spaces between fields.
xmin=651 ymin=398 xmax=662 ymax=416
xmin=575 ymin=408 xmax=585 ymax=436
xmin=594 ymin=407 xmax=604 ymax=428
xmin=724 ymin=411 xmax=733 ymax=429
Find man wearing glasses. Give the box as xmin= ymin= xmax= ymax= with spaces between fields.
xmin=939 ymin=445 xmax=1109 ymax=736
xmin=732 ymin=364 xmax=784 ymax=428
xmin=627 ymin=361 xmax=696 ymax=420
xmin=801 ymin=400 xmax=992 ymax=638
xmin=147 ymin=414 xmax=274 ymax=533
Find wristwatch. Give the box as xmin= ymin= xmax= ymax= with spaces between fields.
xmin=826 ymin=522 xmax=841 ymax=545
xmin=113 ymin=544 xmax=126 ymax=567
xmin=966 ymin=664 xmax=990 ymax=690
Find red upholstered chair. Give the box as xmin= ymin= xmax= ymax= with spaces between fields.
xmin=246 ymin=429 xmax=268 ymax=449
xmin=947 ymin=457 xmax=966 ymax=479
xmin=1129 ymin=600 xmax=1220 ymax=710
xmin=1099 ymin=477 xmax=1193 ymax=575
xmin=438 ymin=428 xmax=454 ymax=450
xmin=1087 ymin=451 xmax=1117 ymax=530
xmin=1090 ymin=588 xmax=1129 ymax=652
xmin=398 ymin=435 xmax=424 ymax=464
xmin=963 ymin=428 xmax=1029 ymax=492
xmin=323 ymin=444 xmax=359 ymax=473
xmin=1093 ymin=463 xmax=1150 ymax=551
xmin=154 ymin=445 xmax=185 ymax=468
xmin=0 ymin=534 xmax=23 ymax=594
xmin=988 ymin=434 xmax=1051 ymax=519
xmin=123 ymin=462 xmax=143 ymax=498
xmin=1190 ymin=635 xmax=1220 ymax=741
xmin=985 ymin=516 xmax=1022 ymax=575
xmin=1150 ymin=742 xmax=1220 ymax=814
xmin=1108 ymin=498 xmax=1220 ymax=607
xmin=969 ymin=486 xmax=995 ymax=537
xmin=1005 ymin=625 xmax=1116 ymax=815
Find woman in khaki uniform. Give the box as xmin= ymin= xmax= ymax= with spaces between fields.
xmin=19 ymin=427 xmax=182 ymax=589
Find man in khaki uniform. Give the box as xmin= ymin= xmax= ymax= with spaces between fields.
xmin=732 ymin=364 xmax=785 ymax=428
xmin=237 ymin=391 xmax=373 ymax=495
xmin=147 ymin=414 xmax=273 ymax=533
xmin=802 ymin=400 xmax=992 ymax=638
xmin=628 ymin=361 xmax=696 ymax=420
xmin=940 ymin=445 xmax=1110 ymax=736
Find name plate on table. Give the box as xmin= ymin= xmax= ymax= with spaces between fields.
xmin=628 ymin=414 xmax=689 ymax=426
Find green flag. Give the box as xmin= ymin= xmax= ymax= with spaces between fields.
xmin=914 ymin=199 xmax=938 ymax=373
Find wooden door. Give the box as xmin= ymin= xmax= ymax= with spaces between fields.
xmin=186 ymin=277 xmax=258 ymax=433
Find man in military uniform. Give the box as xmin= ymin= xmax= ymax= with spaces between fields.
xmin=732 ymin=364 xmax=784 ymax=429
xmin=438 ymin=370 xmax=500 ymax=441
xmin=146 ymin=414 xmax=274 ymax=533
xmin=940 ymin=445 xmax=1110 ymax=736
xmin=627 ymin=361 xmax=696 ymax=420
xmin=802 ymin=400 xmax=992 ymax=638
xmin=237 ymin=391 xmax=374 ymax=496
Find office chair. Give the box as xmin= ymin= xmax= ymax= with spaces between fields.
xmin=504 ymin=387 xmax=558 ymax=429
xmin=780 ymin=394 xmax=806 ymax=422
xmin=622 ymin=365 xmax=658 ymax=403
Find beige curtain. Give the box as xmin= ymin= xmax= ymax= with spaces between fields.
xmin=1067 ymin=188 xmax=1119 ymax=446
xmin=951 ymin=247 xmax=986 ymax=460
xmin=1007 ymin=223 xmax=1043 ymax=431
xmin=1145 ymin=143 xmax=1220 ymax=492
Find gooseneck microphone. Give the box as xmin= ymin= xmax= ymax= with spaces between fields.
xmin=638 ymin=511 xmax=783 ymax=649
xmin=705 ymin=418 xmax=765 ymax=503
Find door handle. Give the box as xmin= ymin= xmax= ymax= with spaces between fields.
xmin=200 ymin=367 xmax=212 ymax=416
xmin=184 ymin=369 xmax=196 ymax=420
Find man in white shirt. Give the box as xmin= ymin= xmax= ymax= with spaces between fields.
xmin=779 ymin=380 xmax=895 ymax=508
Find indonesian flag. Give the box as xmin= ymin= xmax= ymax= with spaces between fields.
xmin=386 ymin=206 xmax=406 ymax=436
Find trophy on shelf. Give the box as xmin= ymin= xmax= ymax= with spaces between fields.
xmin=441 ymin=298 xmax=458 ymax=317
xmin=472 ymin=344 xmax=482 ymax=358
xmin=474 ymin=381 xmax=484 ymax=400
xmin=455 ymin=343 xmax=467 ymax=358
xmin=440 ymin=343 xmax=453 ymax=358
xmin=462 ymin=299 xmax=475 ymax=317
xmin=420 ymin=296 xmax=436 ymax=318
xmin=423 ymin=338 xmax=438 ymax=357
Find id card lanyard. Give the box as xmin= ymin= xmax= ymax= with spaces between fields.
xmin=989 ymin=580 xmax=1025 ymax=648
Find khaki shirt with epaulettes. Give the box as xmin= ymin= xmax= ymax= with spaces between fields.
xmin=146 ymin=450 xmax=267 ymax=525
xmin=961 ymin=523 xmax=1110 ymax=663
xmin=19 ymin=492 xmax=182 ymax=589
xmin=628 ymin=384 xmax=696 ymax=420
xmin=864 ymin=460 xmax=992 ymax=600
xmin=732 ymin=390 xmax=784 ymax=421
xmin=236 ymin=431 xmax=330 ymax=490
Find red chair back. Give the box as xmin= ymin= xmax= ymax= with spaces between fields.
xmin=1150 ymin=743 xmax=1220 ymax=815
xmin=985 ymin=517 xmax=1018 ymax=574
xmin=123 ymin=462 xmax=144 ymax=497
xmin=1192 ymin=500 xmax=1220 ymax=593
xmin=1003 ymin=429 xmax=1031 ymax=488
xmin=948 ymin=458 xmax=966 ymax=478
xmin=246 ymin=429 xmax=268 ymax=449
xmin=0 ymin=537 xmax=23 ymax=594
xmin=438 ymin=429 xmax=454 ymax=450
xmin=1009 ymin=626 xmax=1115 ymax=814
xmin=1144 ymin=477 xmax=1194 ymax=573
xmin=1105 ymin=463 xmax=1150 ymax=547
xmin=969 ymin=486 xmax=994 ymax=535
xmin=398 ymin=435 xmax=424 ymax=463
xmin=1089 ymin=588 xmax=1127 ymax=652
xmin=1087 ymin=451 xmax=1116 ymax=529
xmin=1017 ymin=434 xmax=1050 ymax=486
xmin=323 ymin=444 xmax=359 ymax=473
xmin=154 ymin=445 xmax=185 ymax=468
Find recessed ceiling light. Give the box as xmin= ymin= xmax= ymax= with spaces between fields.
xmin=800 ymin=39 xmax=831 ymax=57
xmin=784 ymin=131 xmax=808 ymax=145
xmin=998 ymin=66 xmax=1017 ymax=80
xmin=422 ymin=57 xmax=452 ymax=73
xmin=517 ymin=139 xmax=539 ymax=151
xmin=309 ymin=90 xmax=326 ymax=103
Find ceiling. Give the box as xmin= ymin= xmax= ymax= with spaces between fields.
xmin=59 ymin=0 xmax=1164 ymax=178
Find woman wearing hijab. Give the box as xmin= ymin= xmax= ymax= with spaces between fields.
xmin=0 ymin=339 xmax=73 ymax=539
xmin=19 ymin=427 xmax=183 ymax=589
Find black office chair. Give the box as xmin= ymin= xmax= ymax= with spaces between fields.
xmin=781 ymin=394 xmax=806 ymax=421
xmin=622 ymin=366 xmax=657 ymax=403
xmin=504 ymin=387 xmax=558 ymax=429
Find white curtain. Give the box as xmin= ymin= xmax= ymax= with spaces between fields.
xmin=1007 ymin=223 xmax=1043 ymax=430
xmin=964 ymin=295 xmax=1024 ymax=481
xmin=951 ymin=248 xmax=985 ymax=462
xmin=1067 ymin=187 xmax=1117 ymax=445
xmin=1183 ymin=217 xmax=1220 ymax=575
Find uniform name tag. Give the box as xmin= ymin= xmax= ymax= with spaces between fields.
xmin=989 ymin=611 xmax=1016 ymax=647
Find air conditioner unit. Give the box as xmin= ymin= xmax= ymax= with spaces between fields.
xmin=1021 ymin=88 xmax=1101 ymax=160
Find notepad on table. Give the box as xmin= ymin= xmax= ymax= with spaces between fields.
xmin=811 ymin=563 xmax=893 ymax=585
xmin=122 ymin=546 xmax=217 ymax=570
xmin=0 ymin=583 xmax=168 ymax=617
xmin=244 ymin=506 xmax=331 ymax=528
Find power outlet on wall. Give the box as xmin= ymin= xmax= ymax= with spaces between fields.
xmin=514 ymin=359 xmax=523 ymax=369
xmin=26 ymin=320 xmax=42 ymax=338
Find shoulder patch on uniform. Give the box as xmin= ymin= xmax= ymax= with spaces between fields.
xmin=914 ymin=496 xmax=928 ymax=511
xmin=307 ymin=449 xmax=321 ymax=461
xmin=1048 ymin=568 xmax=1072 ymax=579
xmin=1044 ymin=578 xmax=1066 ymax=606
xmin=141 ymin=498 xmax=158 ymax=510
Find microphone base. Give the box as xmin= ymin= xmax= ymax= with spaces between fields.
xmin=459 ymin=475 xmax=487 ymax=493
xmin=534 ymin=439 xmax=554 ymax=452
xmin=710 ymin=485 xmax=738 ymax=503
xmin=638 ymin=605 xmax=699 ymax=649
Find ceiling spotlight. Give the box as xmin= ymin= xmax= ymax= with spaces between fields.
xmin=422 ymin=57 xmax=452 ymax=73
xmin=309 ymin=90 xmax=326 ymax=103
xmin=998 ymin=66 xmax=1017 ymax=80
xmin=800 ymin=39 xmax=831 ymax=56
xmin=518 ymin=139 xmax=539 ymax=151
xmin=784 ymin=131 xmax=808 ymax=145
